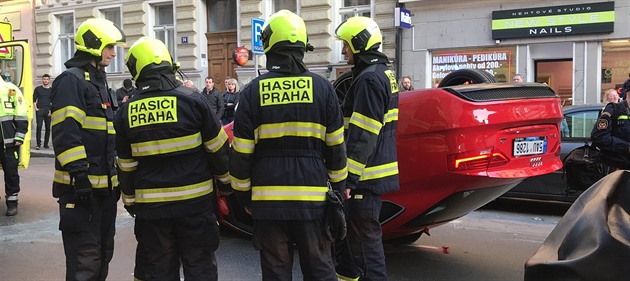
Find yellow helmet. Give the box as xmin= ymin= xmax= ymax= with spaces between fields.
xmin=335 ymin=16 xmax=382 ymax=54
xmin=125 ymin=37 xmax=173 ymax=80
xmin=74 ymin=18 xmax=126 ymax=57
xmin=261 ymin=10 xmax=308 ymax=53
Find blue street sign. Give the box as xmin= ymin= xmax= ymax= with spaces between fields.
xmin=252 ymin=17 xmax=265 ymax=54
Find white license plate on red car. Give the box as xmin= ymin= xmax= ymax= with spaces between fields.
xmin=513 ymin=137 xmax=547 ymax=157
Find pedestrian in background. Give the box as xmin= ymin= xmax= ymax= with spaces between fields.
xmin=230 ymin=10 xmax=347 ymax=281
xmin=604 ymin=88 xmax=619 ymax=104
xmin=0 ymin=75 xmax=28 ymax=216
xmin=221 ymin=77 xmax=240 ymax=125
xmin=513 ymin=74 xmax=524 ymax=83
xmin=50 ymin=18 xmax=124 ymax=280
xmin=115 ymin=78 xmax=136 ymax=106
xmin=201 ymin=76 xmax=225 ymax=119
xmin=115 ymin=37 xmax=230 ymax=281
xmin=33 ymin=73 xmax=52 ymax=150
xmin=334 ymin=16 xmax=400 ymax=281
xmin=400 ymin=75 xmax=414 ymax=92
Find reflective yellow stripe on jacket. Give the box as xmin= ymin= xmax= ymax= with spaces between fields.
xmin=131 ymin=132 xmax=202 ymax=157
xmin=256 ymin=122 xmax=326 ymax=140
xmin=135 ymin=179 xmax=213 ymax=203
xmin=252 ymin=185 xmax=327 ymax=201
xmin=54 ymin=170 xmax=118 ymax=189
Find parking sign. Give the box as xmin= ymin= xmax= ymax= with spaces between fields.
xmin=252 ymin=18 xmax=265 ymax=54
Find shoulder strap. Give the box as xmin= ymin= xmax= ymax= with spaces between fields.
xmin=65 ymin=67 xmax=85 ymax=80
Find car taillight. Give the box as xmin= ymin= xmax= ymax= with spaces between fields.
xmin=447 ymin=148 xmax=509 ymax=172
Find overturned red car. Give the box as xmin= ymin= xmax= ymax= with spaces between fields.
xmin=218 ymin=69 xmax=563 ymax=243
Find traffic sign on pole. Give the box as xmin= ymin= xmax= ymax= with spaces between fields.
xmin=251 ymin=18 xmax=265 ymax=54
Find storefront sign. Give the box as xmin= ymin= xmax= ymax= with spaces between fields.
xmin=395 ymin=7 xmax=412 ymax=29
xmin=492 ymin=2 xmax=614 ymax=39
xmin=432 ymin=48 xmax=514 ymax=83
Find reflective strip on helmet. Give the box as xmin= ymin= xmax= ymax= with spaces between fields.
xmin=51 ymin=106 xmax=86 ymax=126
xmin=328 ymin=166 xmax=348 ymax=183
xmin=359 ymin=161 xmax=399 ymax=181
xmin=347 ymin=158 xmax=366 ymax=177
xmin=384 ymin=108 xmax=399 ymax=124
xmin=230 ymin=176 xmax=251 ymax=192
xmin=135 ymin=179 xmax=213 ymax=203
xmin=233 ymin=137 xmax=255 ymax=154
xmin=257 ymin=122 xmax=325 ymax=140
xmin=130 ymin=132 xmax=202 ymax=157
xmin=349 ymin=112 xmax=382 ymax=135
xmin=252 ymin=185 xmax=327 ymax=201
xmin=204 ymin=129 xmax=229 ymax=153
xmin=117 ymin=157 xmax=138 ymax=172
xmin=326 ymin=127 xmax=344 ymax=146
xmin=57 ymin=146 xmax=87 ymax=166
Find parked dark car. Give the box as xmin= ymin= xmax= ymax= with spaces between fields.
xmin=503 ymin=104 xmax=604 ymax=203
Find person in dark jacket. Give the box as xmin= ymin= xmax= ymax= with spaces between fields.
xmin=201 ymin=76 xmax=224 ymax=119
xmin=221 ymin=78 xmax=240 ymax=125
xmin=33 ymin=73 xmax=52 ymax=149
xmin=334 ymin=16 xmax=400 ymax=281
xmin=115 ymin=37 xmax=230 ymax=281
xmin=621 ymin=72 xmax=630 ymax=100
xmin=115 ymin=78 xmax=136 ymax=107
xmin=591 ymin=99 xmax=630 ymax=170
xmin=0 ymin=77 xmax=28 ymax=216
xmin=50 ymin=18 xmax=125 ymax=281
xmin=230 ymin=10 xmax=347 ymax=281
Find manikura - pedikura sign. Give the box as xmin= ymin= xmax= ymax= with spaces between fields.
xmin=491 ymin=2 xmax=615 ymax=40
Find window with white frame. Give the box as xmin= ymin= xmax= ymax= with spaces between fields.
xmin=273 ymin=0 xmax=298 ymax=13
xmin=335 ymin=0 xmax=373 ymax=62
xmin=152 ymin=4 xmax=175 ymax=59
xmin=56 ymin=13 xmax=74 ymax=74
xmin=100 ymin=7 xmax=123 ymax=73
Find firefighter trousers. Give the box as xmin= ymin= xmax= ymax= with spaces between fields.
xmin=335 ymin=190 xmax=387 ymax=281
xmin=254 ymin=219 xmax=337 ymax=281
xmin=0 ymin=145 xmax=19 ymax=197
xmin=58 ymin=191 xmax=119 ymax=281
xmin=141 ymin=209 xmax=220 ymax=281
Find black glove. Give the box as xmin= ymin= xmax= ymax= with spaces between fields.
xmin=72 ymin=172 xmax=93 ymax=204
xmin=124 ymin=205 xmax=136 ymax=218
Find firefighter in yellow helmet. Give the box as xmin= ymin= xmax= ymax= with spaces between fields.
xmin=0 ymin=78 xmax=27 ymax=216
xmin=334 ymin=16 xmax=400 ymax=281
xmin=229 ymin=10 xmax=347 ymax=280
xmin=114 ymin=36 xmax=230 ymax=281
xmin=50 ymin=17 xmax=125 ymax=280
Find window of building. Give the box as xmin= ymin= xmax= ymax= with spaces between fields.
xmin=601 ymin=41 xmax=630 ymax=100
xmin=273 ymin=0 xmax=298 ymax=13
xmin=100 ymin=7 xmax=123 ymax=73
xmin=431 ymin=47 xmax=517 ymax=86
xmin=55 ymin=13 xmax=74 ymax=74
xmin=208 ymin=0 xmax=237 ymax=32
xmin=335 ymin=0 xmax=373 ymax=63
xmin=152 ymin=4 xmax=175 ymax=58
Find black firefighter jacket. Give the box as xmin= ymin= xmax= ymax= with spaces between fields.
xmin=230 ymin=71 xmax=347 ymax=221
xmin=114 ymin=85 xmax=230 ymax=220
xmin=51 ymin=64 xmax=117 ymax=198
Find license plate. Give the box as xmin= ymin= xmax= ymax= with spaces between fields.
xmin=513 ymin=137 xmax=547 ymax=157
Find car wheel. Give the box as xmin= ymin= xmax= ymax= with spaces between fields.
xmin=438 ymin=69 xmax=497 ymax=87
xmin=333 ymin=71 xmax=353 ymax=105
xmin=385 ymin=231 xmax=423 ymax=245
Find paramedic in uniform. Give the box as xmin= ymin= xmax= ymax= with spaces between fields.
xmin=114 ymin=37 xmax=230 ymax=281
xmin=229 ymin=10 xmax=347 ymax=281
xmin=334 ymin=16 xmax=400 ymax=281
xmin=50 ymin=18 xmax=125 ymax=280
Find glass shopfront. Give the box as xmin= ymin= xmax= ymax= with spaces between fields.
xmin=431 ymin=46 xmax=517 ymax=86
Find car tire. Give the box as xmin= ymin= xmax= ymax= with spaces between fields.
xmin=333 ymin=71 xmax=354 ymax=105
xmin=385 ymin=231 xmax=423 ymax=245
xmin=438 ymin=69 xmax=496 ymax=87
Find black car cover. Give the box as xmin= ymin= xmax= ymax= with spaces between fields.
xmin=524 ymin=170 xmax=630 ymax=281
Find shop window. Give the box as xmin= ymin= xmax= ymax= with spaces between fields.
xmin=151 ymin=4 xmax=175 ymax=59
xmin=209 ymin=0 xmax=237 ymax=32
xmin=100 ymin=7 xmax=123 ymax=73
xmin=601 ymin=41 xmax=630 ymax=99
xmin=55 ymin=13 xmax=75 ymax=75
xmin=431 ymin=47 xmax=516 ymax=86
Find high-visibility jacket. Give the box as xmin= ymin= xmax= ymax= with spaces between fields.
xmin=230 ymin=71 xmax=347 ymax=221
xmin=0 ymin=79 xmax=28 ymax=147
xmin=343 ymin=63 xmax=399 ymax=194
xmin=51 ymin=65 xmax=118 ymax=198
xmin=114 ymin=85 xmax=230 ymax=220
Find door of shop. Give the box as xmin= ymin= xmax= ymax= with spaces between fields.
xmin=207 ymin=31 xmax=237 ymax=92
xmin=535 ymin=59 xmax=573 ymax=106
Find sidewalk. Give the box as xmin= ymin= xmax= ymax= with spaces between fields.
xmin=29 ymin=121 xmax=55 ymax=158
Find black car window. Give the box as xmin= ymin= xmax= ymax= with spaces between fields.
xmin=562 ymin=109 xmax=600 ymax=140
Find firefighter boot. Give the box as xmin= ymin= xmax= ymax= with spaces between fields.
xmin=6 ymin=198 xmax=18 ymax=216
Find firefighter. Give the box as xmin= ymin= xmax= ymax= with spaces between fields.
xmin=334 ymin=16 xmax=400 ymax=281
xmin=230 ymin=10 xmax=347 ymax=281
xmin=50 ymin=18 xmax=125 ymax=280
xmin=591 ymin=99 xmax=630 ymax=170
xmin=0 ymin=78 xmax=28 ymax=216
xmin=114 ymin=37 xmax=230 ymax=281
